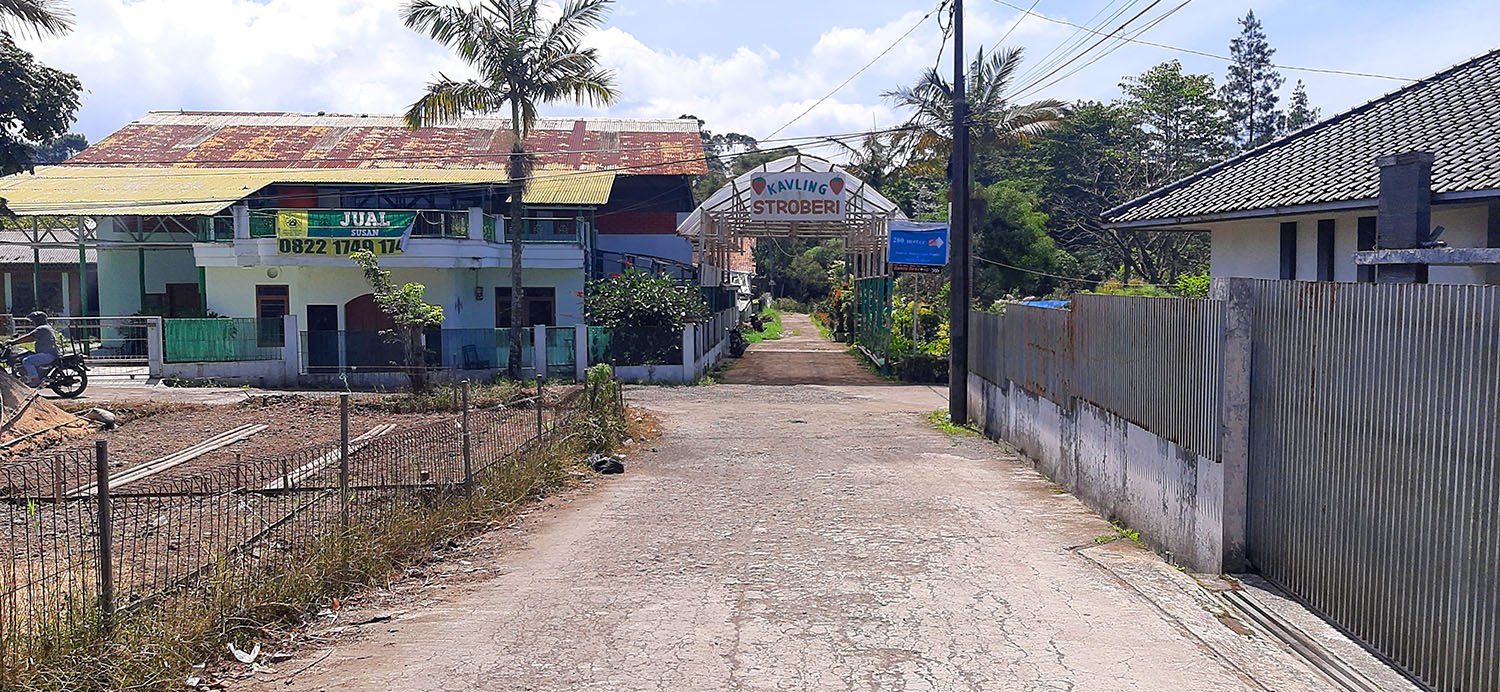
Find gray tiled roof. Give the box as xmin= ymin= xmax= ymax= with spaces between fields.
xmin=1105 ymin=48 xmax=1500 ymax=227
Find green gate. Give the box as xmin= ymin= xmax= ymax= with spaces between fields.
xmin=853 ymin=276 xmax=893 ymax=370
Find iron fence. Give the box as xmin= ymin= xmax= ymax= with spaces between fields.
xmin=162 ymin=318 xmax=284 ymax=363
xmin=0 ymin=381 xmax=614 ymax=681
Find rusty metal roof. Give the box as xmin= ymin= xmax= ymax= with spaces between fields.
xmin=68 ymin=111 xmax=707 ymax=176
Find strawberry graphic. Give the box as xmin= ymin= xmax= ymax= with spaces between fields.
xmin=829 ymin=176 xmax=845 ymax=195
xmin=751 ymin=177 xmax=767 ymax=195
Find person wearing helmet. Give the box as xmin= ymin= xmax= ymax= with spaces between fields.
xmin=8 ymin=311 xmax=58 ymax=387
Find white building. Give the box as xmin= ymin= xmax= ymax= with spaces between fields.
xmin=1104 ymin=48 xmax=1500 ymax=286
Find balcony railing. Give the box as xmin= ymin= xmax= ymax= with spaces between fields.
xmin=197 ymin=209 xmax=580 ymax=245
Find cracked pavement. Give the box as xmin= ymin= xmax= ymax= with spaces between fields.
xmin=259 ymin=381 xmax=1328 ymax=691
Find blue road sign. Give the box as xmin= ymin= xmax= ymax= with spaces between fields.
xmin=887 ymin=220 xmax=949 ymax=272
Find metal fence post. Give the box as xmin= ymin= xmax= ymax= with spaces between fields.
xmin=94 ymin=439 xmax=113 ymax=625
xmin=339 ymin=393 xmax=350 ymax=528
xmin=461 ymin=380 xmax=473 ymax=491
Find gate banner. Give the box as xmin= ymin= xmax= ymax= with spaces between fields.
xmin=887 ymin=220 xmax=948 ymax=273
xmin=748 ymin=172 xmax=847 ymax=221
xmin=275 ymin=210 xmax=415 ymax=256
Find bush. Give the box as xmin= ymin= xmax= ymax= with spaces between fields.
xmin=893 ymin=352 xmax=949 ymax=383
xmin=1174 ymin=273 xmax=1210 ymax=298
xmin=770 ymin=297 xmax=808 ymax=313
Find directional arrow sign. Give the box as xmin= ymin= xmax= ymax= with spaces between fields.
xmin=888 ymin=220 xmax=949 ymax=270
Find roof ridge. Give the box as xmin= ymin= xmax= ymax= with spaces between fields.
xmin=1104 ymin=45 xmax=1500 ymax=221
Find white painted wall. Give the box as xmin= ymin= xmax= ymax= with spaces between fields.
xmin=204 ymin=265 xmax=586 ymax=328
xmin=96 ymin=246 xmax=199 ymax=315
xmin=1207 ymin=203 xmax=1494 ymax=285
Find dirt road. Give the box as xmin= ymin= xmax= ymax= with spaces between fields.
xmin=719 ymin=314 xmax=886 ymax=386
xmin=255 ymin=382 xmax=1332 ymax=691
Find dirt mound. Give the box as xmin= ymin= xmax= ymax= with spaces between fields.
xmin=0 ymin=372 xmax=91 ymax=454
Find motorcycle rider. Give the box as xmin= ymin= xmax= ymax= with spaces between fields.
xmin=8 ymin=311 xmax=59 ymax=387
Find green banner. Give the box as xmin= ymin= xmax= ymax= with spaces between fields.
xmin=275 ymin=210 xmax=414 ymax=256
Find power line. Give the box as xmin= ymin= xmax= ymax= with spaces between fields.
xmin=1013 ymin=0 xmax=1141 ymax=89
xmin=974 ymin=253 xmax=1174 ymax=288
xmin=1008 ymin=0 xmax=1169 ymax=97
xmin=760 ymin=2 xmax=941 ymax=141
xmin=1011 ymin=0 xmax=1194 ymax=101
xmin=991 ymin=0 xmax=1417 ymax=82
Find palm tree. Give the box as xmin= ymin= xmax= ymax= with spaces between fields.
xmin=403 ymin=0 xmax=617 ymax=379
xmin=885 ymin=46 xmax=1065 ymax=157
xmin=0 ymin=0 xmax=73 ymax=37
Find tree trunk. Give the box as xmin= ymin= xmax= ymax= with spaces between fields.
xmin=506 ymin=102 xmax=527 ymax=381
xmin=405 ymin=326 xmax=429 ymax=392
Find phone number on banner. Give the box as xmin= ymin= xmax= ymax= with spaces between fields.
xmin=276 ymin=238 xmax=403 ymax=255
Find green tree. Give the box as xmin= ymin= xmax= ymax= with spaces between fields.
xmin=885 ymin=46 xmax=1065 ymax=159
xmin=972 ymin=180 xmax=1076 ymax=301
xmin=1222 ymin=10 xmax=1285 ymax=149
xmin=1119 ymin=60 xmax=1231 ymax=186
xmin=29 ymin=132 xmax=85 ymax=163
xmin=682 ymin=116 xmax=759 ymax=204
xmin=350 ymin=250 xmax=446 ymax=392
xmin=0 ymin=0 xmax=73 ymax=37
xmin=402 ymin=0 xmax=618 ymax=379
xmin=0 ymin=22 xmax=81 ymax=215
xmin=1282 ymin=80 xmax=1319 ymax=132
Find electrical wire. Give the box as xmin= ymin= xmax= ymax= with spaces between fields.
xmin=1007 ymin=0 xmax=1169 ymax=97
xmin=974 ymin=253 xmax=1174 ymax=287
xmin=990 ymin=0 xmax=1416 ymax=82
xmin=1011 ymin=0 xmax=1194 ymax=101
xmin=760 ymin=2 xmax=941 ymax=141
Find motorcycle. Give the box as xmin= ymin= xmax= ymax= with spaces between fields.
xmin=2 ymin=344 xmax=89 ymax=399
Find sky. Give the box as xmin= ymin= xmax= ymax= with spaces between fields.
xmin=18 ymin=0 xmax=1500 ymax=158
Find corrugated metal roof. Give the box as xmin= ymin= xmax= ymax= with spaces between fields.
xmin=0 ymin=232 xmax=96 ymax=265
xmin=0 ymin=165 xmax=615 ymax=215
xmin=0 ymin=167 xmax=264 ymax=216
xmin=68 ymin=111 xmax=707 ymax=176
xmin=1105 ymin=48 xmax=1500 ymax=227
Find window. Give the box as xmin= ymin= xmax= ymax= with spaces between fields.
xmin=1316 ymin=220 xmax=1336 ymax=281
xmin=1279 ymin=222 xmax=1298 ymax=280
xmin=1356 ymin=217 xmax=1377 ymax=283
xmin=256 ymin=285 xmax=289 ymax=347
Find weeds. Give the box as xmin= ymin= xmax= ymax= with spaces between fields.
xmin=927 ymin=409 xmax=979 ymax=436
xmin=742 ymin=308 xmax=783 ymax=344
xmin=7 ymin=375 xmax=629 ymax=690
xmin=1094 ymin=522 xmax=1146 ymax=548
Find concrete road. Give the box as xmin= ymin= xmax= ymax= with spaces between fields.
xmin=256 ymin=382 xmax=1333 ymax=691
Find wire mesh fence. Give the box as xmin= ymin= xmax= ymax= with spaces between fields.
xmin=0 ymin=379 xmax=611 ymax=681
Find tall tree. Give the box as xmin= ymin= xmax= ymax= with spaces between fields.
xmin=403 ymin=0 xmax=618 ymax=379
xmin=29 ymin=132 xmax=85 ymax=163
xmin=885 ymin=46 xmax=1065 ymax=160
xmin=1282 ymin=80 xmax=1319 ymax=132
xmin=1119 ymin=60 xmax=1231 ymax=186
xmin=0 ymin=0 xmax=72 ymax=37
xmin=1222 ymin=10 xmax=1285 ymax=149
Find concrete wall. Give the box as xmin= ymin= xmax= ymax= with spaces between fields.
xmin=1208 ymin=203 xmax=1494 ymax=285
xmin=969 ymin=374 xmax=1227 ymax=572
xmin=97 ymin=247 xmax=198 ymax=315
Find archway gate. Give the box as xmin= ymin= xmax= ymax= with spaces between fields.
xmin=675 ymin=155 xmax=906 ymax=366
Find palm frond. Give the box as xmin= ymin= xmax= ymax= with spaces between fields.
xmin=0 ymin=0 xmax=72 ymax=37
xmin=403 ymin=77 xmax=497 ymax=127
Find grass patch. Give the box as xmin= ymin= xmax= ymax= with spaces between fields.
xmin=927 ymin=409 xmax=979 ymax=436
xmin=809 ymin=312 xmax=832 ymax=340
xmin=1093 ymin=522 xmax=1146 ymax=548
xmin=7 ymin=380 xmax=630 ymax=690
xmin=742 ymin=308 xmax=783 ymax=343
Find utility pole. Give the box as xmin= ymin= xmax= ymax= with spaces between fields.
xmin=948 ymin=0 xmax=971 ymax=424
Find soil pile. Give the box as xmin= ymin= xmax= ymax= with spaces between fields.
xmin=0 ymin=372 xmax=90 ymax=454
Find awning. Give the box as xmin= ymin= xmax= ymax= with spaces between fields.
xmin=0 ymin=165 xmax=617 ymax=216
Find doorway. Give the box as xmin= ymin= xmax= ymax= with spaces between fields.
xmin=306 ymin=304 xmax=339 ymax=372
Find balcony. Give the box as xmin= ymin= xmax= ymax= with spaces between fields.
xmin=193 ymin=207 xmax=588 ymax=269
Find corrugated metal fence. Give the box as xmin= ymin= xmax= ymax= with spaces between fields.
xmin=969 ymin=280 xmax=1500 ymax=690
xmin=1244 ymin=279 xmax=1499 ymax=691
xmin=970 ymin=295 xmax=1225 ymax=461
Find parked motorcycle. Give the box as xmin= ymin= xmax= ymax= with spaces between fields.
xmin=2 ymin=345 xmax=89 ymax=398
xmin=728 ymin=326 xmax=749 ymax=358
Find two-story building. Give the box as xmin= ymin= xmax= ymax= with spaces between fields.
xmin=0 ymin=111 xmax=705 ymax=372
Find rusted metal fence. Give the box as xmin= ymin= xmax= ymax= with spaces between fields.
xmin=1243 ymin=279 xmax=1499 ymax=691
xmin=0 ymin=381 xmax=612 ymax=680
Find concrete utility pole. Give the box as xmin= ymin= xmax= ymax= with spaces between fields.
xmin=948 ymin=0 xmax=971 ymax=424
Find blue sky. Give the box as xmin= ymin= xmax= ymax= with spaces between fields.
xmin=20 ymin=0 xmax=1500 ymax=156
